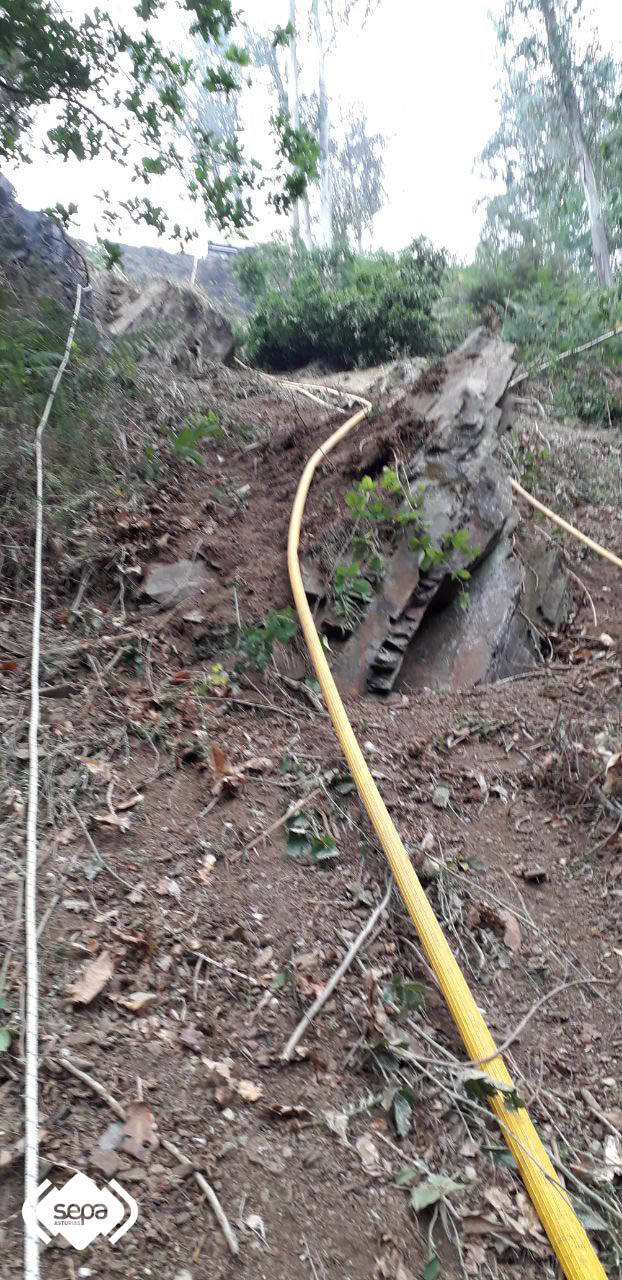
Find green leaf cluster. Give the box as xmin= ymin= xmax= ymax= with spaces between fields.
xmin=235 ymin=239 xmax=447 ymax=371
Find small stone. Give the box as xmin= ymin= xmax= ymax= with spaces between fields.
xmin=432 ymin=784 xmax=450 ymax=809
xmin=98 ymin=1121 xmax=125 ymax=1151
xmin=522 ymin=865 xmax=548 ymax=884
xmin=89 ymin=1148 xmax=124 ymax=1178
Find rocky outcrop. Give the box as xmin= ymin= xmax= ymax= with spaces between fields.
xmin=328 ymin=329 xmax=572 ymax=695
xmin=95 ymin=239 xmax=248 ymax=314
xmin=0 ymin=175 xmax=94 ymax=321
xmin=106 ymin=278 xmax=235 ymax=371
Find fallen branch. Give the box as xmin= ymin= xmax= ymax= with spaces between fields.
xmin=281 ymin=882 xmax=392 ymax=1062
xmin=55 ymin=1053 xmax=239 ymax=1256
xmin=160 ymin=1136 xmax=239 ymax=1256
xmin=564 ymin=565 xmax=598 ymax=627
xmin=185 ymin=949 xmax=260 ymax=988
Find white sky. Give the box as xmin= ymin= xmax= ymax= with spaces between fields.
xmin=7 ymin=0 xmax=622 ymax=261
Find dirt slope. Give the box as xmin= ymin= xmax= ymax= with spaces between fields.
xmin=1 ymin=358 xmax=621 ymax=1280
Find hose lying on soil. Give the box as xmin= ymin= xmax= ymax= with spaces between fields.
xmin=288 ymin=398 xmax=609 ymax=1280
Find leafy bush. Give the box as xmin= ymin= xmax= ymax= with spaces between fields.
xmin=237 ymin=607 xmax=299 ymax=669
xmin=234 ymin=239 xmax=447 ymax=370
xmin=458 ymin=247 xmax=622 ymax=424
xmin=0 ymin=286 xmax=128 ymax=518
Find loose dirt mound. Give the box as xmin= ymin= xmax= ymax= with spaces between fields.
xmin=1 ymin=345 xmax=621 ymax=1280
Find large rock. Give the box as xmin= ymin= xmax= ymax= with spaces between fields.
xmin=396 ymin=536 xmax=533 ymax=692
xmin=0 ymin=176 xmax=94 ymax=321
xmin=107 ymin=278 xmax=235 ymax=370
xmin=328 ymin=329 xmax=572 ymax=695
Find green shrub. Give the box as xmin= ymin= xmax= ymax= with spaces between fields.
xmin=458 ymin=247 xmax=622 ymax=424
xmin=0 ymin=288 xmax=125 ymax=516
xmin=235 ymin=239 xmax=447 ymax=370
xmin=237 ymin=606 xmax=299 ymax=669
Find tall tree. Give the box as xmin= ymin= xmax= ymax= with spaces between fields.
xmin=286 ymin=0 xmax=312 ymax=245
xmin=243 ymin=9 xmax=312 ymax=245
xmin=306 ymin=0 xmax=380 ymax=248
xmin=0 ymin=0 xmax=318 ymax=248
xmin=330 ymin=109 xmax=385 ymax=249
xmin=539 ymin=0 xmax=613 ymax=285
xmin=493 ymin=0 xmax=616 ymax=285
xmin=310 ymin=0 xmax=332 ymax=246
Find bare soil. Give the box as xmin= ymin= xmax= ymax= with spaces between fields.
xmin=1 ymin=361 xmax=621 ymax=1280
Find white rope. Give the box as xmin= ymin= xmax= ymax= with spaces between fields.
xmin=510 ymin=323 xmax=622 ymax=387
xmin=24 ymin=283 xmax=83 ymax=1280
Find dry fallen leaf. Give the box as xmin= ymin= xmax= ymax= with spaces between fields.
xmin=323 ymin=1108 xmax=349 ymax=1144
xmin=0 ymin=1137 xmax=25 ymax=1169
xmin=603 ymin=1133 xmax=622 ymax=1180
xmin=197 ymin=853 xmax=216 ymax=884
xmin=236 ymin=1079 xmax=263 ymax=1103
xmin=121 ymin=1100 xmax=158 ymax=1162
xmin=94 ymin=811 xmax=132 ymax=833
xmin=115 ymin=793 xmax=144 ymax=812
xmin=80 ymin=757 xmax=114 ymax=783
xmin=243 ymin=756 xmax=273 ymax=773
xmin=499 ymin=909 xmax=522 ymax=954
xmin=375 ymin=1249 xmax=416 ymax=1280
xmin=264 ymin=1102 xmax=312 ymax=1121
xmin=201 ymin=1057 xmax=262 ymax=1103
xmin=109 ymin=991 xmax=157 ymax=1013
xmin=156 ymin=877 xmax=182 ymax=899
xmin=209 ymin=744 xmax=245 ymax=796
xmin=65 ymin=950 xmax=115 ymax=1004
xmin=178 ymin=1025 xmax=205 ymax=1052
xmin=355 ymin=1132 xmax=381 ymax=1176
xmin=604 ymin=751 xmax=622 ymax=797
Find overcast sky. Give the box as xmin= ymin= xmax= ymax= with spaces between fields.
xmin=7 ymin=0 xmax=621 ymax=261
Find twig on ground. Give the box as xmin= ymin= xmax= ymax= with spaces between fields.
xmin=36 ymin=894 xmax=60 ymax=940
xmin=0 ymin=875 xmax=24 ymax=995
xmin=565 ymin=566 xmax=598 ymax=627
xmin=235 ymin=786 xmax=322 ymax=860
xmin=68 ymin=801 xmax=134 ymax=891
xmin=281 ymin=882 xmax=392 ymax=1061
xmin=467 ymin=977 xmax=613 ymax=1068
xmin=185 ymin=949 xmax=260 ymax=988
xmin=580 ymin=1087 xmax=622 ymax=1142
xmin=55 ymin=1053 xmax=239 ymax=1255
xmin=160 ymin=1136 xmax=239 ymax=1256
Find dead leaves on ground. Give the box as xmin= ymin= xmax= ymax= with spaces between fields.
xmin=459 ymin=1183 xmax=551 ymax=1261
xmin=120 ymin=1100 xmax=158 ymax=1162
xmin=466 ymin=901 xmax=522 ymax=955
xmin=65 ymin=950 xmax=115 ymax=1004
xmin=209 ymin=743 xmax=274 ymax=799
xmin=202 ymin=1056 xmax=263 ymax=1107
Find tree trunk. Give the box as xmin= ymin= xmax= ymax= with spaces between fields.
xmin=540 ymin=0 xmax=613 ymax=287
xmin=189 ymin=255 xmax=199 ymax=287
xmin=286 ymin=0 xmax=303 ymax=242
xmin=311 ymin=0 xmax=333 ymax=248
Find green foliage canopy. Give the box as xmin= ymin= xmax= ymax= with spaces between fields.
xmin=479 ymin=0 xmax=620 ymax=271
xmin=0 ymin=0 xmax=318 ymax=242
xmin=234 ymin=238 xmax=447 ymax=370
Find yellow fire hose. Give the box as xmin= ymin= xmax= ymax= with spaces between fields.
xmin=288 ymin=404 xmax=609 ymax=1280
